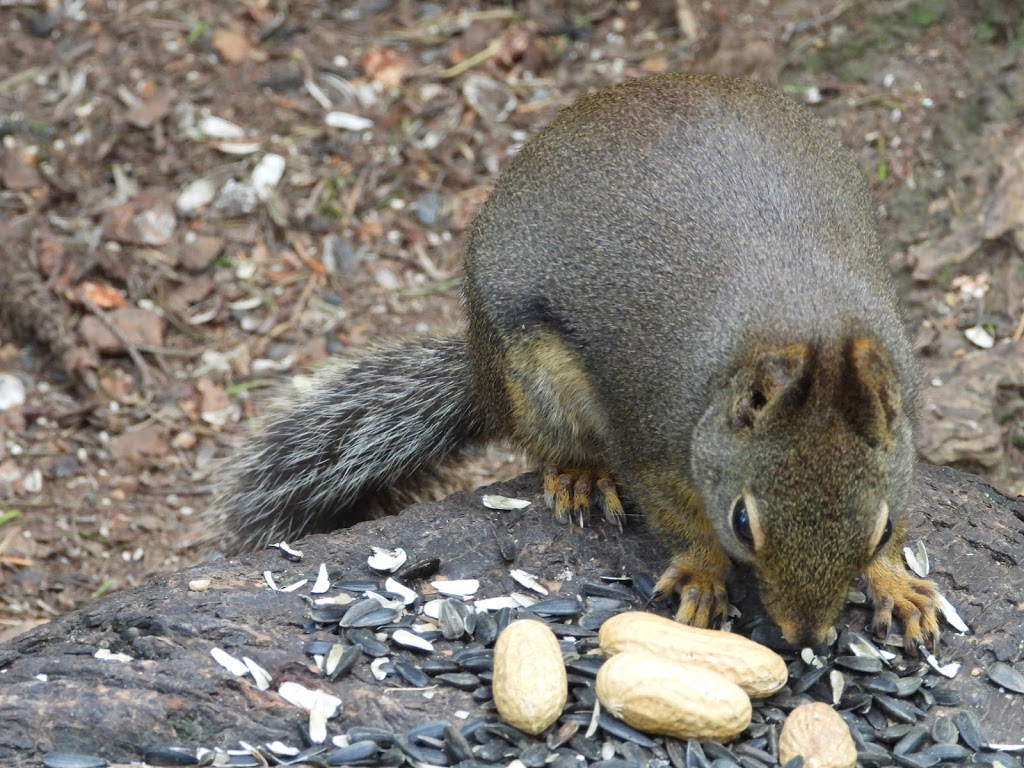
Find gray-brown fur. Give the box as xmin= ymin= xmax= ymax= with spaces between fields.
xmin=209 ymin=72 xmax=920 ymax=643
xmin=207 ymin=336 xmax=487 ymax=554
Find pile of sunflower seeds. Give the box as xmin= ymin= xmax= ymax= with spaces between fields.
xmin=41 ymin=535 xmax=1024 ymax=768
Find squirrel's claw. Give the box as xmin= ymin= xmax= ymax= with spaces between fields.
xmin=865 ymin=553 xmax=942 ymax=655
xmin=654 ymin=548 xmax=731 ymax=629
xmin=542 ymin=465 xmax=625 ymax=529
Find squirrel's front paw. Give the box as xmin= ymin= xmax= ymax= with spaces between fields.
xmin=654 ymin=549 xmax=731 ymax=629
xmin=543 ymin=465 xmax=625 ymax=528
xmin=864 ymin=553 xmax=941 ymax=654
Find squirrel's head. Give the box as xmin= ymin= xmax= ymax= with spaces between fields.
xmin=691 ymin=335 xmax=916 ymax=647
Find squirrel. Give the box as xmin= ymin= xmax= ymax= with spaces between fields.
xmin=207 ymin=73 xmax=941 ymax=651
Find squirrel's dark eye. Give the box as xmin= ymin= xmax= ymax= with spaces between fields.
xmin=876 ymin=517 xmax=893 ymax=553
xmin=731 ymin=498 xmax=754 ymax=549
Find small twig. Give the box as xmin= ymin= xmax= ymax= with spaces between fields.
xmin=80 ymin=298 xmax=154 ymax=388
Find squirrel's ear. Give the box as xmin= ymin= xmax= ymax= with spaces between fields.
xmin=839 ymin=336 xmax=901 ymax=446
xmin=731 ymin=343 xmax=812 ymax=429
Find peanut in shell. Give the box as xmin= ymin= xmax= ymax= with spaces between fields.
xmin=596 ymin=650 xmax=752 ymax=742
xmin=598 ymin=610 xmax=788 ymax=697
xmin=779 ymin=702 xmax=858 ymax=768
xmin=492 ymin=619 xmax=567 ymax=735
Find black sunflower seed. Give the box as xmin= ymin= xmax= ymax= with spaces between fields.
xmin=566 ymin=655 xmax=604 ymax=678
xmin=530 ymin=597 xmax=584 ymax=617
xmin=142 ymin=747 xmax=198 ymax=766
xmin=336 ymin=579 xmax=381 ymax=593
xmin=920 ymin=743 xmax=970 ymax=762
xmin=479 ymin=722 xmax=532 ymax=748
xmin=394 ymin=734 xmax=449 ymax=766
xmin=497 ymin=531 xmax=518 ymax=562
xmin=582 ymin=580 xmax=634 ymax=600
xmin=421 ymin=657 xmax=460 ymax=675
xmin=340 ymin=601 xmax=401 ymax=628
xmin=397 ymin=558 xmax=441 ymax=581
xmin=893 ymin=726 xmax=929 ymax=755
xmin=597 ymin=713 xmax=656 ymax=747
xmin=547 ymin=720 xmax=579 ymax=750
xmin=376 ymin=746 xmax=405 ymax=766
xmin=930 ymin=687 xmax=962 ymax=707
xmin=569 ymin=735 xmax=604 ymax=761
xmin=40 ymin=754 xmax=109 ymax=768
xmin=590 ymin=760 xmax=644 ymax=768
xmin=858 ymin=742 xmax=895 ymax=768
xmin=988 ymin=662 xmax=1024 ymax=694
xmin=443 ymin=724 xmax=475 ymax=764
xmin=436 ymin=672 xmax=480 ymax=691
xmin=327 ymin=643 xmax=363 ymax=680
xmin=473 ymin=611 xmax=499 ymax=646
xmin=703 ymin=741 xmax=736 ymax=762
xmin=893 ymin=676 xmax=924 ymax=698
xmin=972 ymin=753 xmax=1022 ymax=768
xmin=494 ymin=607 xmax=512 ymax=634
xmin=309 ymin=605 xmax=350 ymax=624
xmin=835 ymin=655 xmax=884 ymax=673
xmin=517 ymin=743 xmax=550 ymax=768
xmin=325 ymin=741 xmax=379 ymax=766
xmin=930 ymin=715 xmax=958 ymax=744
xmin=734 ymin=744 xmax=775 ymax=765
xmin=791 ymin=664 xmax=829 ymax=694
xmin=438 ymin=600 xmax=468 ymax=640
xmin=455 ymin=648 xmax=494 ymax=672
xmin=474 ymin=739 xmax=512 ymax=762
xmin=952 ymin=710 xmax=987 ymax=750
xmin=861 ymin=677 xmax=900 ymax=695
xmin=780 ymin=758 xmax=804 ymax=768
xmin=304 ymin=639 xmax=337 ymax=656
xmin=347 ymin=726 xmax=396 ymax=746
xmin=619 ymin=743 xmax=652 ymax=764
xmin=393 ymin=659 xmax=431 ymax=688
xmin=893 ymin=753 xmax=939 ymax=768
xmin=578 ymin=609 xmax=624 ymax=631
xmin=875 ymin=724 xmax=914 ymax=743
xmin=632 ymin=572 xmax=657 ymax=602
xmin=686 ymin=739 xmax=711 ymax=768
xmin=472 ymin=685 xmax=493 ymax=702
xmin=873 ymin=693 xmax=923 ymax=723
xmin=346 ymin=628 xmax=389 ymax=657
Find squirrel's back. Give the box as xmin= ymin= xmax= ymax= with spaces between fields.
xmin=464 ymin=74 xmax=917 ymax=467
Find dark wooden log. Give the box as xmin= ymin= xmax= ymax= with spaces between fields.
xmin=0 ymin=463 xmax=1021 ymax=766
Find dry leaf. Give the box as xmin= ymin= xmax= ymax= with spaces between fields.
xmin=361 ymin=47 xmax=416 ymax=89
xmin=213 ymin=29 xmax=252 ymax=65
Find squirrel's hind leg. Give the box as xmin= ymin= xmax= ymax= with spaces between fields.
xmin=499 ymin=330 xmax=625 ymax=529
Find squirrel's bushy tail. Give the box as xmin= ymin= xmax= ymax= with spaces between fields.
xmin=206 ymin=335 xmax=487 ymax=554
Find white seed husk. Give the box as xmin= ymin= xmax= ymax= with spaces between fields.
xmin=94 ymin=649 xmax=133 ymax=663
xmin=211 ymin=647 xmax=248 ymax=676
xmin=431 ymin=578 xmax=480 ymax=598
xmin=311 ymin=563 xmax=331 ymax=594
xmin=370 ymin=656 xmax=390 ymax=681
xmin=936 ymin=592 xmax=969 ymax=633
xmin=510 ymin=569 xmax=549 ymax=595
xmin=368 ymin=547 xmax=407 ymax=573
xmin=393 ymin=629 xmax=434 ymax=652
xmin=385 ymin=577 xmax=418 ymax=605
xmin=243 ymin=657 xmax=272 ymax=690
xmin=481 ymin=494 xmax=532 ymax=510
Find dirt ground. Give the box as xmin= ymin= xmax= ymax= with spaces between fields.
xmin=1 ymin=0 xmax=1022 ymax=640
